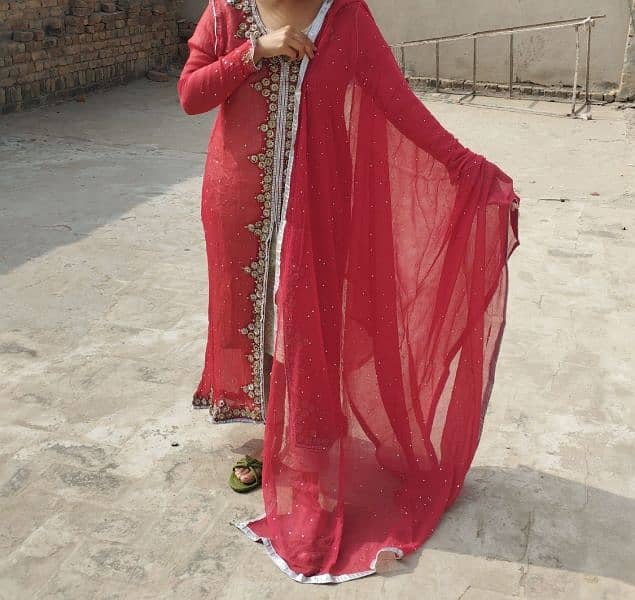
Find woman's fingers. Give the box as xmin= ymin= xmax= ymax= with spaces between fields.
xmin=257 ymin=26 xmax=317 ymax=61
xmin=283 ymin=28 xmax=316 ymax=60
xmin=303 ymin=39 xmax=316 ymax=59
xmin=285 ymin=36 xmax=310 ymax=60
xmin=288 ymin=30 xmax=316 ymax=58
xmin=280 ymin=45 xmax=300 ymax=60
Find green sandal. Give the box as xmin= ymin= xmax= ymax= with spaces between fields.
xmin=229 ymin=455 xmax=263 ymax=493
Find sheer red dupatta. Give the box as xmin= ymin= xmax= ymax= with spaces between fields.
xmin=237 ymin=0 xmax=520 ymax=582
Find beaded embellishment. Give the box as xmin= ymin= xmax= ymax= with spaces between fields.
xmin=196 ymin=0 xmax=302 ymax=423
xmin=232 ymin=0 xmax=260 ymax=40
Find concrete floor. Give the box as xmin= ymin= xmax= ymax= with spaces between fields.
xmin=0 ymin=79 xmax=634 ymax=599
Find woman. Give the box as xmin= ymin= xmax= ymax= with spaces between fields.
xmin=177 ymin=0 xmax=520 ymax=583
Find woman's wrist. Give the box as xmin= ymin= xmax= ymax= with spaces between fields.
xmin=251 ymin=36 xmax=264 ymax=65
xmin=241 ymin=33 xmax=263 ymax=71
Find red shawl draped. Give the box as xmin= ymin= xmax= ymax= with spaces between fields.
xmin=178 ymin=0 xmax=520 ymax=583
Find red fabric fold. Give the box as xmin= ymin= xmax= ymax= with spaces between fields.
xmin=178 ymin=0 xmax=520 ymax=581
xmin=244 ymin=0 xmax=520 ymax=580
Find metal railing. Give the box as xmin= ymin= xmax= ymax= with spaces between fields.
xmin=391 ymin=15 xmax=607 ymax=119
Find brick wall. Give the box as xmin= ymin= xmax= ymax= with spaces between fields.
xmin=0 ymin=0 xmax=184 ymax=113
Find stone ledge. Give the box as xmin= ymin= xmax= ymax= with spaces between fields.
xmin=408 ymin=76 xmax=619 ymax=103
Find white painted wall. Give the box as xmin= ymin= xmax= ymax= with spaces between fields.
xmin=180 ymin=0 xmax=633 ymax=91
xmin=367 ymin=0 xmax=632 ymax=91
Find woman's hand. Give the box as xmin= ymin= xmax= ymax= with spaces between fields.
xmin=253 ymin=26 xmax=316 ymax=62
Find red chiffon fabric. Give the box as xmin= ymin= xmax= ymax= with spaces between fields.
xmin=178 ymin=0 xmax=520 ymax=583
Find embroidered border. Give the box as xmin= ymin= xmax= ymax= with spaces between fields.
xmin=192 ymin=2 xmax=268 ymax=423
xmin=230 ymin=0 xmax=259 ymax=40
xmin=242 ymin=58 xmax=300 ymax=413
xmin=194 ymin=393 xmax=265 ymax=420
xmin=221 ymin=0 xmax=302 ymax=424
xmin=203 ymin=0 xmax=321 ymax=424
xmin=193 ymin=390 xmax=263 ymax=422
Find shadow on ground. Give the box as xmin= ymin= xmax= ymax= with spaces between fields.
xmin=0 ymin=77 xmax=213 ymax=274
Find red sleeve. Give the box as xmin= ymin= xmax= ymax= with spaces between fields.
xmin=353 ymin=2 xmax=466 ymax=169
xmin=177 ymin=3 xmax=261 ymax=115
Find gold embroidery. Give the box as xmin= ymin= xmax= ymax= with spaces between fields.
xmin=231 ymin=0 xmax=259 ymax=40
xmin=194 ymin=391 xmax=263 ymax=422
xmin=215 ymin=0 xmax=302 ymax=423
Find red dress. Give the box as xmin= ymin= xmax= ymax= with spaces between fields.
xmin=178 ymin=0 xmax=520 ymax=583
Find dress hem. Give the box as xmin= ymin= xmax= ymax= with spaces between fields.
xmin=207 ymin=415 xmax=265 ymax=425
xmin=232 ymin=514 xmax=405 ymax=584
xmin=192 ymin=391 xmax=265 ymax=424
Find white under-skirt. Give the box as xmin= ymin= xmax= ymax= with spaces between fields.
xmin=263 ymin=226 xmax=280 ymax=356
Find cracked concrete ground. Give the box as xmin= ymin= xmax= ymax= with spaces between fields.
xmin=0 ymin=79 xmax=634 ymax=599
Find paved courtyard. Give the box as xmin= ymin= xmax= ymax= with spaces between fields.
xmin=0 ymin=79 xmax=633 ymax=599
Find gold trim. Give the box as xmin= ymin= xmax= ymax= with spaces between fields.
xmin=227 ymin=0 xmax=301 ymax=422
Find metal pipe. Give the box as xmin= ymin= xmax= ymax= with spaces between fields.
xmin=472 ymin=37 xmax=477 ymax=94
xmin=435 ymin=41 xmax=440 ymax=92
xmin=585 ymin=21 xmax=592 ymax=105
xmin=570 ymin=25 xmax=580 ymax=115
xmin=398 ymin=45 xmax=405 ymax=74
xmin=394 ymin=14 xmax=606 ymax=47
xmin=387 ymin=14 xmax=605 ymax=119
xmin=509 ymin=33 xmax=514 ymax=98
